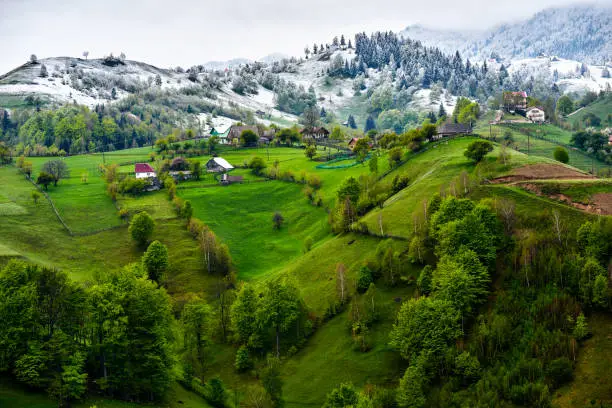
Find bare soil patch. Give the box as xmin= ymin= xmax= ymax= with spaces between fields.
xmin=491 ymin=164 xmax=593 ymax=183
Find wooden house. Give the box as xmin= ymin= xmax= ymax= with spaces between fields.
xmin=300 ymin=127 xmax=330 ymax=141
xmin=206 ymin=157 xmax=234 ymax=173
xmin=436 ymin=123 xmax=472 ymax=138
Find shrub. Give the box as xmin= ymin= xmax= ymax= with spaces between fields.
xmin=249 ymin=156 xmax=267 ymax=175
xmin=118 ymin=176 xmax=147 ymax=195
xmin=234 ymin=346 xmax=252 ymax=372
xmin=205 ymin=377 xmax=227 ymax=408
xmin=464 ymin=140 xmax=493 ymax=163
xmin=356 ymin=266 xmax=373 ymax=293
xmin=303 ymin=236 xmax=314 ymax=252
xmin=553 ymin=147 xmax=569 ymax=164
xmin=129 ymin=211 xmax=155 ymax=246
xmin=307 ymin=174 xmax=322 ymax=189
xmin=546 ymin=357 xmax=573 ymax=387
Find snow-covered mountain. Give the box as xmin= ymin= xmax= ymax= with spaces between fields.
xmin=401 ymin=5 xmax=612 ymax=64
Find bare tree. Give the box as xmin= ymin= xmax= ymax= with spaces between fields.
xmin=119 ymin=52 xmax=126 ymax=61
xmin=30 ymin=54 xmax=38 ymax=64
xmin=82 ymin=51 xmax=89 ymax=60
xmin=552 ymin=210 xmax=564 ymax=245
xmin=498 ymin=199 xmax=516 ymax=235
xmin=336 ymin=263 xmax=347 ymax=304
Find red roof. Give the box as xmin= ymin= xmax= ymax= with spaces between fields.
xmin=135 ymin=163 xmax=155 ymax=173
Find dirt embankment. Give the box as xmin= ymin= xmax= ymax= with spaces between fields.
xmin=513 ymin=183 xmax=612 ymax=215
xmin=491 ymin=164 xmax=594 ymax=184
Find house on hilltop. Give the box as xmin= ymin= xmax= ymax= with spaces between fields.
xmin=206 ymin=157 xmax=234 ymax=173
xmin=503 ymin=91 xmax=528 ymax=113
xmin=300 ymin=127 xmax=330 ymax=141
xmin=135 ymin=163 xmax=156 ymax=179
xmin=436 ymin=123 xmax=472 ymax=138
xmin=526 ymin=107 xmax=546 ymax=123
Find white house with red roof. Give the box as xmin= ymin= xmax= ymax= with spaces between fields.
xmin=135 ymin=163 xmax=157 ymax=179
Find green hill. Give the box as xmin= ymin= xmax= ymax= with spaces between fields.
xmin=1 ymin=135 xmax=612 ymax=408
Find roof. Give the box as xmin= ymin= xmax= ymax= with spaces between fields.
xmin=437 ymin=123 xmax=472 ymax=134
xmin=526 ymin=106 xmax=544 ymax=112
xmin=505 ymin=91 xmax=527 ymax=98
xmin=135 ymin=163 xmax=155 ymax=173
xmin=301 ymin=126 xmax=330 ymax=135
xmin=228 ymin=125 xmax=259 ymax=139
xmin=209 ymin=157 xmax=234 ymax=170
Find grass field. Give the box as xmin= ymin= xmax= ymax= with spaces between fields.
xmin=180 ymin=181 xmax=329 ymax=280
xmin=565 ymin=96 xmax=612 ymax=129
xmin=553 ymin=313 xmax=612 ymax=408
xmin=474 ymin=121 xmax=610 ymax=173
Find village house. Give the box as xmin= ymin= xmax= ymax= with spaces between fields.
xmin=134 ymin=163 xmax=156 ymax=179
xmin=300 ymin=126 xmax=330 ymax=141
xmin=348 ymin=137 xmax=361 ymax=150
xmin=206 ymin=157 xmax=234 ymax=173
xmin=436 ymin=123 xmax=473 ymax=138
xmin=260 ymin=129 xmax=276 ymax=144
xmin=227 ymin=125 xmax=260 ymax=145
xmin=526 ymin=107 xmax=546 ymax=123
xmin=169 ymin=170 xmax=193 ymax=181
xmin=503 ymin=91 xmax=528 ymax=112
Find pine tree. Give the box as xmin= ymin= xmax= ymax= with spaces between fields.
xmin=347 ymin=115 xmax=357 ymax=129
xmin=364 ymin=115 xmax=376 ymax=133
xmin=39 ymin=64 xmax=48 ymax=78
xmin=348 ymin=39 xmax=353 ymax=49
xmin=340 ymin=35 xmax=346 ymax=47
xmin=438 ymin=103 xmax=446 ymax=119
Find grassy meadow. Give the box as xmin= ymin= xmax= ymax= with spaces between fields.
xmin=2 ymin=135 xmax=612 ymax=407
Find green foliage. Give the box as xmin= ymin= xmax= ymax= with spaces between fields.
xmin=249 ymin=156 xmax=267 ymax=175
xmin=129 ymin=211 xmax=155 ymax=246
xmin=41 ymin=160 xmax=70 ymax=186
xmin=205 ymin=376 xmax=227 ymax=408
xmin=231 ymin=285 xmax=261 ymax=348
xmin=356 ymin=266 xmax=373 ymax=293
xmin=305 ymin=145 xmax=317 ymax=160
xmin=142 ymin=240 xmax=169 ymax=282
xmin=389 ymin=297 xmax=461 ymax=362
xmin=117 ymin=176 xmax=147 ymax=195
xmin=387 ymin=147 xmax=403 ymax=168
xmin=36 ymin=171 xmax=53 ymax=190
xmin=261 ymin=356 xmax=284 ymax=407
xmin=546 ymin=357 xmax=573 ymax=387
xmin=553 ymin=146 xmax=569 ymax=164
xmin=453 ymin=97 xmax=480 ymax=124
xmin=464 ymin=140 xmax=493 ymax=163
xmin=368 ymin=155 xmax=378 ymax=174
xmin=241 ymin=130 xmax=258 ymax=146
xmin=573 ymin=313 xmax=589 ymax=341
xmin=417 ymin=265 xmax=433 ymax=295
xmin=323 ymin=383 xmax=359 ymax=408
xmin=0 ymin=260 xmax=174 ymax=403
xmin=396 ymin=360 xmax=426 ymax=408
xmin=556 ymin=95 xmax=574 ymax=116
xmin=353 ymin=138 xmax=371 ymax=163
xmin=234 ymin=345 xmax=252 ymax=372
xmin=337 ymin=177 xmax=361 ymax=204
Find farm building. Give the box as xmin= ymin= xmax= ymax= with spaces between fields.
xmin=436 ymin=123 xmax=472 ymax=138
xmin=206 ymin=157 xmax=234 ymax=173
xmin=301 ymin=127 xmax=330 ymax=141
xmin=526 ymin=107 xmax=546 ymax=123
xmin=135 ymin=163 xmax=156 ymax=179
xmin=169 ymin=170 xmax=192 ymax=181
xmin=220 ymin=174 xmax=244 ymax=185
xmin=348 ymin=137 xmax=361 ymax=150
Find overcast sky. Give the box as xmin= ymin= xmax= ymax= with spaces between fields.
xmin=0 ymin=0 xmax=604 ymax=75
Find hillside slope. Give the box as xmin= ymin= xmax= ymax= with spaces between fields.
xmin=401 ymin=5 xmax=612 ymax=63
